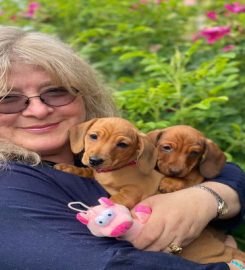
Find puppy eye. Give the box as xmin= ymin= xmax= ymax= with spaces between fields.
xmin=161 ymin=145 xmax=173 ymax=152
xmin=189 ymin=151 xmax=201 ymax=157
xmin=117 ymin=142 xmax=128 ymax=148
xmin=89 ymin=134 xmax=98 ymax=140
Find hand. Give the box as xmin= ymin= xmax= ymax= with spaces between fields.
xmin=130 ymin=188 xmax=218 ymax=252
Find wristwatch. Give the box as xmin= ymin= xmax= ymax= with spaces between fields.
xmin=194 ymin=184 xmax=229 ymax=218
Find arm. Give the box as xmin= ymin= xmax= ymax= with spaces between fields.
xmin=131 ymin=163 xmax=245 ymax=251
xmin=0 ymin=162 xmax=230 ymax=270
xmin=208 ymin=163 xmax=245 ymax=230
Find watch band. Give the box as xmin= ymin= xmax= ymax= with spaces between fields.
xmin=193 ymin=184 xmax=229 ymax=218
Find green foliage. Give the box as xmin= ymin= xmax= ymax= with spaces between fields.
xmin=1 ymin=0 xmax=245 ymax=249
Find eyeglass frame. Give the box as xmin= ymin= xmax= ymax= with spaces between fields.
xmin=0 ymin=87 xmax=78 ymax=114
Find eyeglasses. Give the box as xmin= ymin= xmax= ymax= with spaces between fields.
xmin=0 ymin=87 xmax=77 ymax=114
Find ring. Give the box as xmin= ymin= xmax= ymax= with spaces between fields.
xmin=231 ymin=260 xmax=245 ymax=270
xmin=168 ymin=243 xmax=183 ymax=254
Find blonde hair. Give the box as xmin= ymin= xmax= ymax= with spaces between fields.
xmin=0 ymin=25 xmax=117 ymax=119
xmin=0 ymin=26 xmax=117 ymax=165
xmin=0 ymin=140 xmax=41 ymax=170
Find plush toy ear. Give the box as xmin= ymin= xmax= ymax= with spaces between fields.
xmin=99 ymin=197 xmax=114 ymax=207
xmin=147 ymin=129 xmax=163 ymax=146
xmin=69 ymin=118 xmax=98 ymax=154
xmin=199 ymin=139 xmax=226 ymax=178
xmin=76 ymin=212 xmax=89 ymax=225
xmin=137 ymin=134 xmax=158 ymax=175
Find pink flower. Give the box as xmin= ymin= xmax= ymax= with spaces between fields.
xmin=183 ymin=0 xmax=196 ymax=6
xmin=225 ymin=2 xmax=245 ymax=13
xmin=200 ymin=26 xmax=231 ymax=44
xmin=25 ymin=2 xmax=40 ymax=18
xmin=155 ymin=0 xmax=165 ymax=3
xmin=192 ymin=32 xmax=202 ymax=42
xmin=222 ymin=45 xmax=235 ymax=52
xmin=206 ymin=11 xmax=217 ymax=21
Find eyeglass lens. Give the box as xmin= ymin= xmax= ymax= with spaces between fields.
xmin=0 ymin=87 xmax=76 ymax=114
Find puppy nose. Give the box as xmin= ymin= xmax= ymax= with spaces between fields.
xmin=89 ymin=156 xmax=104 ymax=166
xmin=169 ymin=168 xmax=181 ymax=176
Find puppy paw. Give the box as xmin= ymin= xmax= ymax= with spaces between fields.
xmin=54 ymin=163 xmax=74 ymax=172
xmin=54 ymin=163 xmax=94 ymax=178
xmin=159 ymin=177 xmax=186 ymax=193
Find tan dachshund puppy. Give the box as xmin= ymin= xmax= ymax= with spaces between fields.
xmin=59 ymin=117 xmax=163 ymax=209
xmin=147 ymin=125 xmax=226 ymax=193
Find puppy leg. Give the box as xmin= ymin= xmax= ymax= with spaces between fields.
xmin=159 ymin=177 xmax=188 ymax=193
xmin=54 ymin=164 xmax=94 ymax=178
xmin=110 ymin=187 xmax=142 ymax=209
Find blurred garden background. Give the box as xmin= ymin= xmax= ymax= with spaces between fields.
xmin=0 ymin=0 xmax=244 ymax=249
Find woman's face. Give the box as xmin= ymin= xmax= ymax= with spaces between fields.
xmin=0 ymin=63 xmax=86 ymax=163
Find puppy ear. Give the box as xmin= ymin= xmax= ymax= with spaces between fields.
xmin=147 ymin=129 xmax=163 ymax=146
xmin=199 ymin=139 xmax=226 ymax=178
xmin=69 ymin=119 xmax=98 ymax=154
xmin=137 ymin=134 xmax=158 ymax=175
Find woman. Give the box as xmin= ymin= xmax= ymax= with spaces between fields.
xmin=0 ymin=26 xmax=244 ymax=270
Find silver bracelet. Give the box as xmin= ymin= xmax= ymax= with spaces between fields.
xmin=193 ymin=184 xmax=228 ymax=218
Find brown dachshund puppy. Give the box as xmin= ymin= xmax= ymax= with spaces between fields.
xmin=147 ymin=125 xmax=226 ymax=193
xmin=58 ymin=117 xmax=163 ymax=209
xmin=148 ymin=125 xmax=245 ymax=263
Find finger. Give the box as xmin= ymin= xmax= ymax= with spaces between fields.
xmin=132 ymin=220 xmax=164 ymax=250
xmin=136 ymin=216 xmax=180 ymax=251
xmin=143 ymin=226 xmax=182 ymax=252
xmin=161 ymin=237 xmax=183 ymax=253
xmin=131 ymin=198 xmax=165 ymax=250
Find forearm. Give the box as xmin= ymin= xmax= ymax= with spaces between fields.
xmin=200 ymin=162 xmax=245 ymax=229
xmin=209 ymin=163 xmax=245 ymax=222
xmin=198 ymin=181 xmax=241 ymax=219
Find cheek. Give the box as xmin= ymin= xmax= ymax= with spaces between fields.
xmin=157 ymin=151 xmax=168 ymax=161
xmin=64 ymin=97 xmax=86 ymax=123
xmin=0 ymin=115 xmax=17 ymax=137
xmin=0 ymin=114 xmax=16 ymax=125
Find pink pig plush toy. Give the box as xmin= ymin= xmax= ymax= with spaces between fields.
xmin=68 ymin=197 xmax=151 ymax=242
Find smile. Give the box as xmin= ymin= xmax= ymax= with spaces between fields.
xmin=21 ymin=122 xmax=60 ymax=133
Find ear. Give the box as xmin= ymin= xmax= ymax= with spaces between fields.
xmin=76 ymin=212 xmax=89 ymax=225
xmin=199 ymin=139 xmax=226 ymax=178
xmin=69 ymin=118 xmax=98 ymax=154
xmin=137 ymin=134 xmax=158 ymax=175
xmin=147 ymin=129 xmax=163 ymax=146
xmin=99 ymin=197 xmax=114 ymax=207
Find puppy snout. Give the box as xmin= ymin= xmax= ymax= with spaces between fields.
xmin=169 ymin=167 xmax=182 ymax=176
xmin=89 ymin=156 xmax=104 ymax=167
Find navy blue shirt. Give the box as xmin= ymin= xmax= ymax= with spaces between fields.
xmin=0 ymin=162 xmax=244 ymax=270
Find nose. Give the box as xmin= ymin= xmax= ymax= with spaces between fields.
xmin=21 ymin=97 xmax=54 ymax=119
xmin=110 ymin=221 xmax=133 ymax=237
xmin=89 ymin=156 xmax=104 ymax=167
xmin=169 ymin=167 xmax=182 ymax=176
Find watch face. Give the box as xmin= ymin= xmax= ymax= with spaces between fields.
xmin=218 ymin=201 xmax=228 ymax=217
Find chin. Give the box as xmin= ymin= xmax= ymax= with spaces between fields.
xmin=20 ymin=139 xmax=67 ymax=155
